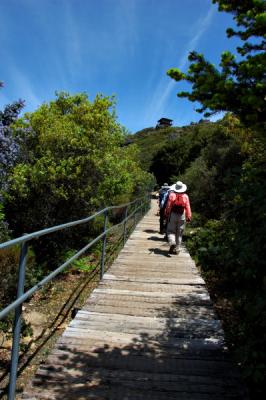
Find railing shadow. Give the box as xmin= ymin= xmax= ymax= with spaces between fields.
xmin=0 ymin=265 xmax=100 ymax=394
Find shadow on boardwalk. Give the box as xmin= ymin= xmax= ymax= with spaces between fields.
xmin=21 ymin=204 xmax=249 ymax=400
xmin=22 ymin=292 xmax=248 ymax=400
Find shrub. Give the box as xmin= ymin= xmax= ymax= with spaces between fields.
xmin=0 ymin=246 xmax=39 ymax=333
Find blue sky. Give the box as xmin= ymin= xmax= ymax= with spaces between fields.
xmin=0 ymin=0 xmax=241 ymax=133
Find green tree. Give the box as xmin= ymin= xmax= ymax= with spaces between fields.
xmin=5 ymin=92 xmax=152 ymax=263
xmin=167 ymin=0 xmax=266 ymax=130
xmin=180 ymin=118 xmax=245 ymax=219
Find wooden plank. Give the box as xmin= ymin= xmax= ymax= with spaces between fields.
xmin=29 ymin=365 xmax=244 ymax=397
xmin=38 ymin=351 xmax=239 ymax=378
xmin=90 ymin=288 xmax=211 ymax=305
xmin=66 ymin=311 xmax=224 ymax=339
xmin=56 ymin=337 xmax=228 ymax=360
xmin=70 ymin=310 xmax=222 ymax=328
xmin=59 ymin=328 xmax=225 ymax=350
xmin=83 ymin=303 xmax=216 ymax=319
xmin=98 ymin=281 xmax=207 ymax=293
xmin=107 ymin=270 xmax=199 ymax=279
xmin=102 ymin=273 xmax=205 ymax=285
xmin=34 ymin=365 xmax=239 ymax=387
xmin=111 ymin=258 xmax=197 ymax=267
xmin=22 ymin=385 xmax=246 ymax=400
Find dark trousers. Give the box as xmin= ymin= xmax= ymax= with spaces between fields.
xmin=159 ymin=208 xmax=166 ymax=233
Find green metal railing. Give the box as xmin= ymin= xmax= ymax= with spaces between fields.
xmin=0 ymin=194 xmax=151 ymax=399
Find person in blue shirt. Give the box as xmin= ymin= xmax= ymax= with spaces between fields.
xmin=158 ymin=183 xmax=170 ymax=234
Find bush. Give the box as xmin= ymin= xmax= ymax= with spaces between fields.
xmin=0 ymin=246 xmax=40 ymax=333
xmin=185 ymin=214 xmax=266 ymax=399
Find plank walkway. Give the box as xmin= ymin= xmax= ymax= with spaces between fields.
xmin=22 ymin=200 xmax=247 ymax=399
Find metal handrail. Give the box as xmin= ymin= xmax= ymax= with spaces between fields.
xmin=0 ymin=193 xmax=151 ymax=399
xmin=0 ymin=197 xmax=146 ymax=251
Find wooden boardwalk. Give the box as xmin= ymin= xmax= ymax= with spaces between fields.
xmin=22 ymin=200 xmax=247 ymax=399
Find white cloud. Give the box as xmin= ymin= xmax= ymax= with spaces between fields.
xmin=178 ymin=6 xmax=216 ymax=71
xmin=114 ymin=0 xmax=138 ymax=57
xmin=62 ymin=2 xmax=83 ymax=79
xmin=10 ymin=66 xmax=41 ymax=111
xmin=144 ymin=5 xmax=216 ymax=125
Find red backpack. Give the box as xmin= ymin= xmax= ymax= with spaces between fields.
xmin=171 ymin=193 xmax=186 ymax=214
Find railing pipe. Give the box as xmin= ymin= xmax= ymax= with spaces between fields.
xmin=8 ymin=240 xmax=28 ymax=400
xmin=0 ymin=198 xmax=145 ymax=252
xmin=123 ymin=206 xmax=128 ymax=246
xmin=0 ymin=209 xmax=107 ymax=251
xmin=100 ymin=210 xmax=108 ymax=279
xmin=0 ymin=206 xmax=145 ymax=322
xmin=134 ymin=202 xmax=137 ymax=227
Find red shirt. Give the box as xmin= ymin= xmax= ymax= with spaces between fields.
xmin=164 ymin=192 xmax=192 ymax=221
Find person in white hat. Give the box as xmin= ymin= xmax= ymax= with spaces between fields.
xmin=164 ymin=181 xmax=192 ymax=254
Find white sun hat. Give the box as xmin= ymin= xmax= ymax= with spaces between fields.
xmin=170 ymin=181 xmax=187 ymax=193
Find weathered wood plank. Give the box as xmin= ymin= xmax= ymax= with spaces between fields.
xmin=102 ymin=273 xmax=205 ymax=285
xmin=95 ymin=285 xmax=208 ymax=295
xmin=67 ymin=311 xmax=223 ymax=339
xmin=98 ymin=280 xmax=207 ymax=293
xmin=83 ymin=303 xmax=216 ymax=319
xmin=56 ymin=337 xmax=228 ymax=360
xmin=36 ymin=351 xmax=239 ymax=378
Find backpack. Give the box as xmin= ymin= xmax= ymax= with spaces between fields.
xmin=171 ymin=193 xmax=186 ymax=214
xmin=159 ymin=189 xmax=168 ymax=208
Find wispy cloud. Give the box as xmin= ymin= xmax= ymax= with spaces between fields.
xmin=144 ymin=5 xmax=216 ymax=125
xmin=10 ymin=66 xmax=41 ymax=111
xmin=58 ymin=0 xmax=139 ymax=85
xmin=0 ymin=43 xmax=41 ymax=111
xmin=62 ymin=2 xmax=83 ymax=79
xmin=178 ymin=6 xmax=216 ymax=71
xmin=114 ymin=0 xmax=138 ymax=58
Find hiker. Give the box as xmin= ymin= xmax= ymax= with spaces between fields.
xmin=158 ymin=183 xmax=170 ymax=234
xmin=164 ymin=181 xmax=191 ymax=254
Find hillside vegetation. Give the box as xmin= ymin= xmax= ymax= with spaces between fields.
xmin=127 ymin=0 xmax=266 ymax=398
xmin=125 ymin=125 xmax=185 ymax=170
xmin=128 ymin=121 xmax=215 ymax=181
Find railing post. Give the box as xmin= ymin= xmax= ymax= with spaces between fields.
xmin=134 ymin=203 xmax=137 ymax=227
xmin=144 ymin=195 xmax=147 ymax=214
xmin=123 ymin=206 xmax=128 ymax=246
xmin=147 ymin=193 xmax=150 ymax=211
xmin=100 ymin=210 xmax=108 ymax=279
xmin=8 ymin=240 xmax=28 ymax=400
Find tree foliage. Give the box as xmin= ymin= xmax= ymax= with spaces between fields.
xmin=0 ymin=83 xmax=25 ymax=190
xmin=4 ymin=92 xmax=153 ymax=264
xmin=167 ymin=0 xmax=266 ymax=129
xmin=0 ymin=82 xmax=26 ymax=242
xmin=157 ymin=1 xmax=266 ymax=396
